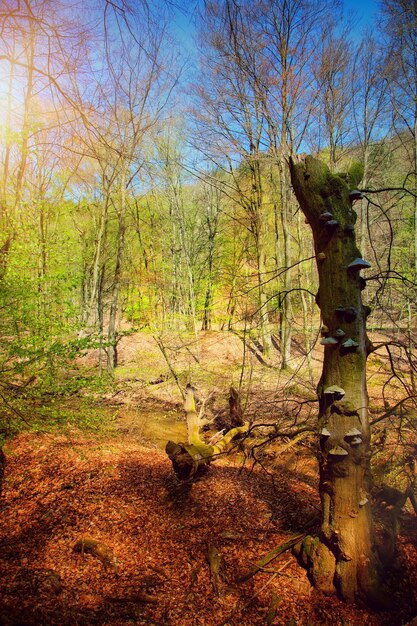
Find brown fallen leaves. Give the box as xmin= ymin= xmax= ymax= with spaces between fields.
xmin=0 ymin=429 xmax=415 ymax=625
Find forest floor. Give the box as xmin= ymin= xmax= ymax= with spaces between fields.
xmin=0 ymin=330 xmax=416 ymax=626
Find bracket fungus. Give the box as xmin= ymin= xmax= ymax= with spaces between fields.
xmin=321 ymin=324 xmax=330 ymax=335
xmin=348 ymin=189 xmax=363 ymax=203
xmin=325 ymin=219 xmax=339 ymax=228
xmin=320 ymin=336 xmax=339 ymax=346
xmin=333 ymin=328 xmax=346 ymax=338
xmin=319 ymin=211 xmax=333 ymax=222
xmin=317 ymin=252 xmax=326 ymax=261
xmin=347 ymin=257 xmax=371 ymax=272
xmin=341 ymin=338 xmax=359 ymax=350
xmin=349 ymin=436 xmax=363 ymax=446
xmin=323 ymin=385 xmax=346 ymax=399
xmin=359 ymin=497 xmax=369 ymax=507
xmin=344 ymin=428 xmax=362 ymax=439
xmin=320 ymin=427 xmax=331 ymax=438
xmin=328 ymin=446 xmax=349 ymax=457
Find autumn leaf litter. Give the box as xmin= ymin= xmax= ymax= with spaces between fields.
xmin=0 ymin=429 xmax=416 ymax=626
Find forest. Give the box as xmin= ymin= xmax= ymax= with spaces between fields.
xmin=0 ymin=0 xmax=416 ymax=624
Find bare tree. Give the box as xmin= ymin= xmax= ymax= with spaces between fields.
xmin=67 ymin=1 xmax=178 ymax=372
xmin=311 ymin=26 xmax=354 ymax=171
xmin=198 ymin=178 xmax=222 ymax=331
xmin=351 ymin=33 xmax=390 ymax=255
xmin=195 ymin=0 xmax=274 ymax=356
xmin=253 ymin=0 xmax=338 ymax=368
xmin=380 ymin=0 xmax=417 ymax=274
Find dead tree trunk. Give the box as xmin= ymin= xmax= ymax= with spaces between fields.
xmin=166 ymin=385 xmax=247 ymax=481
xmin=289 ymin=156 xmax=383 ymax=605
xmin=229 ymin=386 xmax=244 ymax=428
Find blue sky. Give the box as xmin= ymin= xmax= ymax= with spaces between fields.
xmin=171 ymin=0 xmax=381 ymax=53
xmin=344 ymin=0 xmax=378 ymax=23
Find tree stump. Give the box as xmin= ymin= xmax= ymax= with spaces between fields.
xmin=166 ymin=385 xmax=247 ymax=482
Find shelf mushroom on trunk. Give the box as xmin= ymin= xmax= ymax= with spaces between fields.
xmin=289 ymin=156 xmax=385 ymax=606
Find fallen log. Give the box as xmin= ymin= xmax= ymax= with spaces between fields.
xmin=236 ymin=532 xmax=306 ymax=583
xmin=166 ymin=384 xmax=248 ymax=481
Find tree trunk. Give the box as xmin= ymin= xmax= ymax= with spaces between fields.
xmin=289 ymin=156 xmax=383 ymax=605
xmin=107 ymin=166 xmax=127 ymax=375
xmin=81 ymin=196 xmax=109 ymax=330
xmin=202 ymin=244 xmax=214 ymax=331
xmin=250 ymin=157 xmax=272 ymax=357
xmin=296 ymin=209 xmax=315 ymax=382
xmin=202 ymin=197 xmax=219 ymax=331
xmin=278 ymin=153 xmax=293 ymax=369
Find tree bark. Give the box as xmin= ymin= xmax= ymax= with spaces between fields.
xmin=107 ymin=165 xmax=127 ymax=375
xmin=277 ymin=153 xmax=293 ymax=369
xmin=81 ymin=194 xmax=109 ymax=330
xmin=289 ymin=156 xmax=383 ymax=605
xmin=0 ymin=26 xmax=35 ymax=280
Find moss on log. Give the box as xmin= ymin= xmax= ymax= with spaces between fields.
xmin=166 ymin=385 xmax=248 ymax=481
xmin=73 ymin=537 xmax=117 ymax=569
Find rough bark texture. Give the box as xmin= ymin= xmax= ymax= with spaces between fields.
xmin=289 ymin=156 xmax=382 ymax=604
xmin=229 ymin=387 xmax=244 ymax=428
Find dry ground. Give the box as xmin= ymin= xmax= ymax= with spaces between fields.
xmin=0 ymin=330 xmax=416 ymax=625
xmin=1 ymin=429 xmax=416 ymax=626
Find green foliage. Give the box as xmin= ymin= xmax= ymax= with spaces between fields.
xmin=347 ymin=161 xmax=364 ymax=187
xmin=0 ymin=394 xmax=113 ymax=445
xmin=0 ymin=0 xmax=416 ymax=448
xmin=0 ymin=366 xmax=115 ymax=445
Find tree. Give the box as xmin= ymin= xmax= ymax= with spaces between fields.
xmin=71 ymin=1 xmax=177 ymax=372
xmin=0 ymin=0 xmax=36 ymax=278
xmin=311 ymin=27 xmax=353 ymax=172
xmin=154 ymin=132 xmax=201 ymax=335
xmin=380 ymin=0 xmax=417 ymax=274
xmin=0 ymin=1 xmax=93 ymax=399
xmin=195 ymin=0 xmax=341 ymax=368
xmin=197 ymin=178 xmax=222 ymax=331
xmin=252 ymin=0 xmax=338 ymax=368
xmin=0 ymin=0 xmax=91 ymax=252
xmin=195 ymin=0 xmax=274 ymax=355
xmin=289 ymin=156 xmax=384 ymax=604
xmin=351 ymin=33 xmax=389 ymax=255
